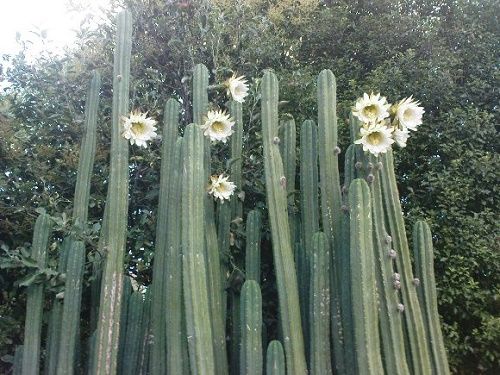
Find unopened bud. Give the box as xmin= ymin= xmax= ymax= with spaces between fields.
xmin=273 ymin=136 xmax=280 ymax=145
xmin=280 ymin=176 xmax=286 ymax=189
xmin=341 ymin=205 xmax=349 ymax=212
xmin=366 ymin=174 xmax=375 ymax=183
xmin=413 ymin=278 xmax=420 ymax=286
xmin=388 ymin=249 xmax=397 ymax=259
xmin=355 ymin=161 xmax=363 ymax=169
xmin=376 ymin=161 xmax=383 ymax=170
xmin=385 ymin=235 xmax=392 ymax=244
xmin=368 ymin=162 xmax=374 ymax=170
xmin=334 ymin=146 xmax=341 ymax=155
xmin=393 ymin=273 xmax=401 ymax=281
xmin=393 ymin=280 xmax=401 ymax=290
xmin=117 ymin=74 xmax=122 ymax=81
xmin=397 ymin=303 xmax=405 ymax=313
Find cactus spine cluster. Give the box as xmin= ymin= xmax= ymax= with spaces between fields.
xmin=15 ymin=9 xmax=450 ymax=375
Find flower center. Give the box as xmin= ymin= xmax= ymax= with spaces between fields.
xmin=211 ymin=121 xmax=225 ymax=133
xmin=367 ymin=131 xmax=383 ymax=145
xmin=131 ymin=121 xmax=147 ymax=135
xmin=217 ymin=182 xmax=229 ymax=193
xmin=363 ymin=104 xmax=378 ymax=118
xmin=403 ymin=108 xmax=413 ymax=121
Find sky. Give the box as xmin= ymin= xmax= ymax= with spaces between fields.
xmin=0 ymin=0 xmax=112 ymax=57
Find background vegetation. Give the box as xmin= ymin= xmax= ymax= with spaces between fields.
xmin=0 ymin=0 xmax=498 ymax=373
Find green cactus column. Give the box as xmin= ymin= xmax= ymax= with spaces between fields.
xmin=380 ymin=150 xmax=432 ymax=375
xmin=182 ymin=123 xmax=215 ymax=374
xmin=261 ymin=69 xmax=307 ymax=374
xmin=266 ymin=341 xmax=285 ymax=375
xmin=309 ymin=231 xmax=333 ymax=375
xmin=121 ymin=291 xmax=145 ymax=375
xmin=150 ymin=98 xmax=180 ymax=375
xmin=94 ymin=9 xmax=132 ymax=375
xmin=413 ymin=221 xmax=450 ymax=375
xmin=239 ymin=280 xmax=263 ymax=375
xmin=317 ymin=69 xmax=345 ymax=374
xmin=349 ymin=178 xmax=384 ymax=375
xmin=245 ymin=210 xmax=261 ymax=283
xmin=230 ymin=99 xmax=244 ymax=219
xmin=21 ymin=212 xmax=53 ymax=375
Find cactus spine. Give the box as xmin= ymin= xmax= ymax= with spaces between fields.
xmin=150 ymin=98 xmax=180 ymax=375
xmin=245 ymin=210 xmax=261 ymax=283
xmin=21 ymin=212 xmax=52 ymax=375
xmin=261 ymin=69 xmax=307 ymax=374
xmin=349 ymin=178 xmax=384 ymax=375
xmin=413 ymin=221 xmax=450 ymax=375
xmin=309 ymin=231 xmax=333 ymax=375
xmin=94 ymin=10 xmax=132 ymax=375
xmin=317 ymin=69 xmax=345 ymax=373
xmin=240 ymin=280 xmax=263 ymax=375
xmin=380 ymin=150 xmax=432 ymax=374
xmin=182 ymin=123 xmax=215 ymax=374
xmin=266 ymin=341 xmax=285 ymax=375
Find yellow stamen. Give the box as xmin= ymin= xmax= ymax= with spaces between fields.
xmin=363 ymin=104 xmax=378 ymax=118
xmin=211 ymin=121 xmax=225 ymax=132
xmin=367 ymin=132 xmax=382 ymax=145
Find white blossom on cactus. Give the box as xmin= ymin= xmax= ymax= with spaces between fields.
xmin=393 ymin=128 xmax=410 ymax=148
xmin=394 ymin=96 xmax=424 ymax=131
xmin=226 ymin=74 xmax=249 ymax=103
xmin=355 ymin=122 xmax=394 ymax=156
xmin=201 ymin=110 xmax=235 ymax=143
xmin=208 ymin=174 xmax=236 ymax=203
xmin=122 ymin=111 xmax=158 ymax=147
xmin=352 ymin=92 xmax=391 ymax=124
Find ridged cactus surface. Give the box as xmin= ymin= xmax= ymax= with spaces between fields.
xmin=239 ymin=280 xmax=263 ymax=375
xmin=245 ymin=210 xmax=262 ymax=283
xmin=266 ymin=341 xmax=285 ymax=375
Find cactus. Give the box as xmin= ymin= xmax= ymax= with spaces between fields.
xmin=150 ymin=98 xmax=180 ymax=375
xmin=21 ymin=212 xmax=53 ymax=375
xmin=266 ymin=341 xmax=285 ymax=375
xmin=309 ymin=231 xmax=333 ymax=375
xmin=261 ymin=69 xmax=307 ymax=374
xmin=117 ymin=276 xmax=133 ymax=374
xmin=317 ymin=69 xmax=345 ymax=373
xmin=230 ymin=100 xmax=244 ymax=219
xmin=94 ymin=9 xmax=132 ymax=375
xmin=380 ymin=150 xmax=432 ymax=374
xmin=413 ymin=221 xmax=450 ymax=375
xmin=56 ymin=240 xmax=86 ymax=375
xmin=370 ymin=154 xmax=410 ymax=375
xmin=138 ymin=290 xmax=152 ymax=375
xmin=165 ymin=137 xmax=187 ymax=374
xmin=182 ymin=123 xmax=216 ymax=374
xmin=245 ymin=210 xmax=261 ymax=283
xmin=13 ymin=345 xmax=23 ymax=375
xmin=349 ymin=178 xmax=384 ymax=375
xmin=121 ymin=291 xmax=146 ymax=375
xmin=239 ymin=280 xmax=263 ymax=375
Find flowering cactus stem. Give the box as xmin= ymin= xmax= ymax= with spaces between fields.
xmin=182 ymin=123 xmax=216 ymax=374
xmin=317 ymin=69 xmax=345 ymax=373
xmin=309 ymin=231 xmax=333 ymax=375
xmin=245 ymin=210 xmax=262 ymax=283
xmin=266 ymin=341 xmax=286 ymax=375
xmin=413 ymin=221 xmax=451 ymax=375
xmin=117 ymin=277 xmax=133 ymax=374
xmin=239 ymin=280 xmax=263 ymax=375
xmin=299 ymin=119 xmax=320 ymax=354
xmin=121 ymin=291 xmax=145 ymax=375
xmin=94 ymin=10 xmax=132 ymax=375
xmin=230 ymin=100 xmax=244 ymax=219
xmin=149 ymin=98 xmax=180 ymax=375
xmin=164 ymin=137 xmax=187 ymax=374
xmin=349 ymin=179 xmax=384 ymax=375
xmin=22 ymin=212 xmax=53 ymax=375
xmin=370 ymin=156 xmax=410 ymax=375
xmin=380 ymin=150 xmax=432 ymax=374
xmin=261 ymin=69 xmax=307 ymax=374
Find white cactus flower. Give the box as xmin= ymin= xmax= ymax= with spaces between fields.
xmin=352 ymin=92 xmax=391 ymax=124
xmin=394 ymin=96 xmax=424 ymax=131
xmin=354 ymin=122 xmax=395 ymax=157
xmin=226 ymin=75 xmax=249 ymax=103
xmin=201 ymin=110 xmax=235 ymax=143
xmin=393 ymin=127 xmax=410 ymax=148
xmin=208 ymin=174 xmax=236 ymax=203
xmin=122 ymin=111 xmax=158 ymax=148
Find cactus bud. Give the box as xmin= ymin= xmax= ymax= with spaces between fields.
xmin=273 ymin=136 xmax=280 ymax=145
xmin=355 ymin=161 xmax=363 ymax=169
xmin=385 ymin=235 xmax=392 ymax=244
xmin=366 ymin=174 xmax=375 ymax=183
xmin=397 ymin=303 xmax=405 ymax=313
xmin=412 ymin=278 xmax=420 ymax=286
xmin=334 ymin=146 xmax=341 ymax=155
xmin=387 ymin=249 xmax=397 ymax=259
xmin=393 ymin=273 xmax=401 ymax=281
xmin=376 ymin=161 xmax=383 ymax=170
xmin=341 ymin=184 xmax=347 ymax=194
xmin=393 ymin=280 xmax=401 ymax=290
xmin=341 ymin=204 xmax=349 ymax=212
xmin=117 ymin=74 xmax=122 ymax=81
xmin=367 ymin=162 xmax=374 ymax=170
xmin=280 ymin=176 xmax=286 ymax=189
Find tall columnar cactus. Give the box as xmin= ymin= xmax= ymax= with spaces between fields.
xmin=380 ymin=150 xmax=432 ymax=374
xmin=265 ymin=341 xmax=285 ymax=375
xmin=309 ymin=231 xmax=333 ymax=375
xmin=13 ymin=345 xmax=23 ymax=375
xmin=230 ymin=100 xmax=244 ymax=219
xmin=150 ymin=98 xmax=180 ymax=375
xmin=121 ymin=291 xmax=145 ymax=375
xmin=370 ymin=154 xmax=410 ymax=375
xmin=56 ymin=70 xmax=101 ymax=374
xmin=349 ymin=178 xmax=384 ymax=375
xmin=182 ymin=123 xmax=215 ymax=374
xmin=317 ymin=69 xmax=345 ymax=373
xmin=245 ymin=210 xmax=262 ymax=283
xmin=22 ymin=212 xmax=53 ymax=375
xmin=240 ymin=280 xmax=263 ymax=375
xmin=165 ymin=137 xmax=187 ymax=375
xmin=261 ymin=69 xmax=307 ymax=374
xmin=413 ymin=221 xmax=450 ymax=375
xmin=193 ymin=63 xmax=228 ymax=374
xmin=56 ymin=240 xmax=86 ymax=375
xmin=94 ymin=10 xmax=132 ymax=375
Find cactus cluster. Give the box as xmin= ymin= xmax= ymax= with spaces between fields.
xmin=15 ymin=9 xmax=450 ymax=375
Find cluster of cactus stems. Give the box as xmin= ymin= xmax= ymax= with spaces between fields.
xmin=15 ymin=9 xmax=451 ymax=375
